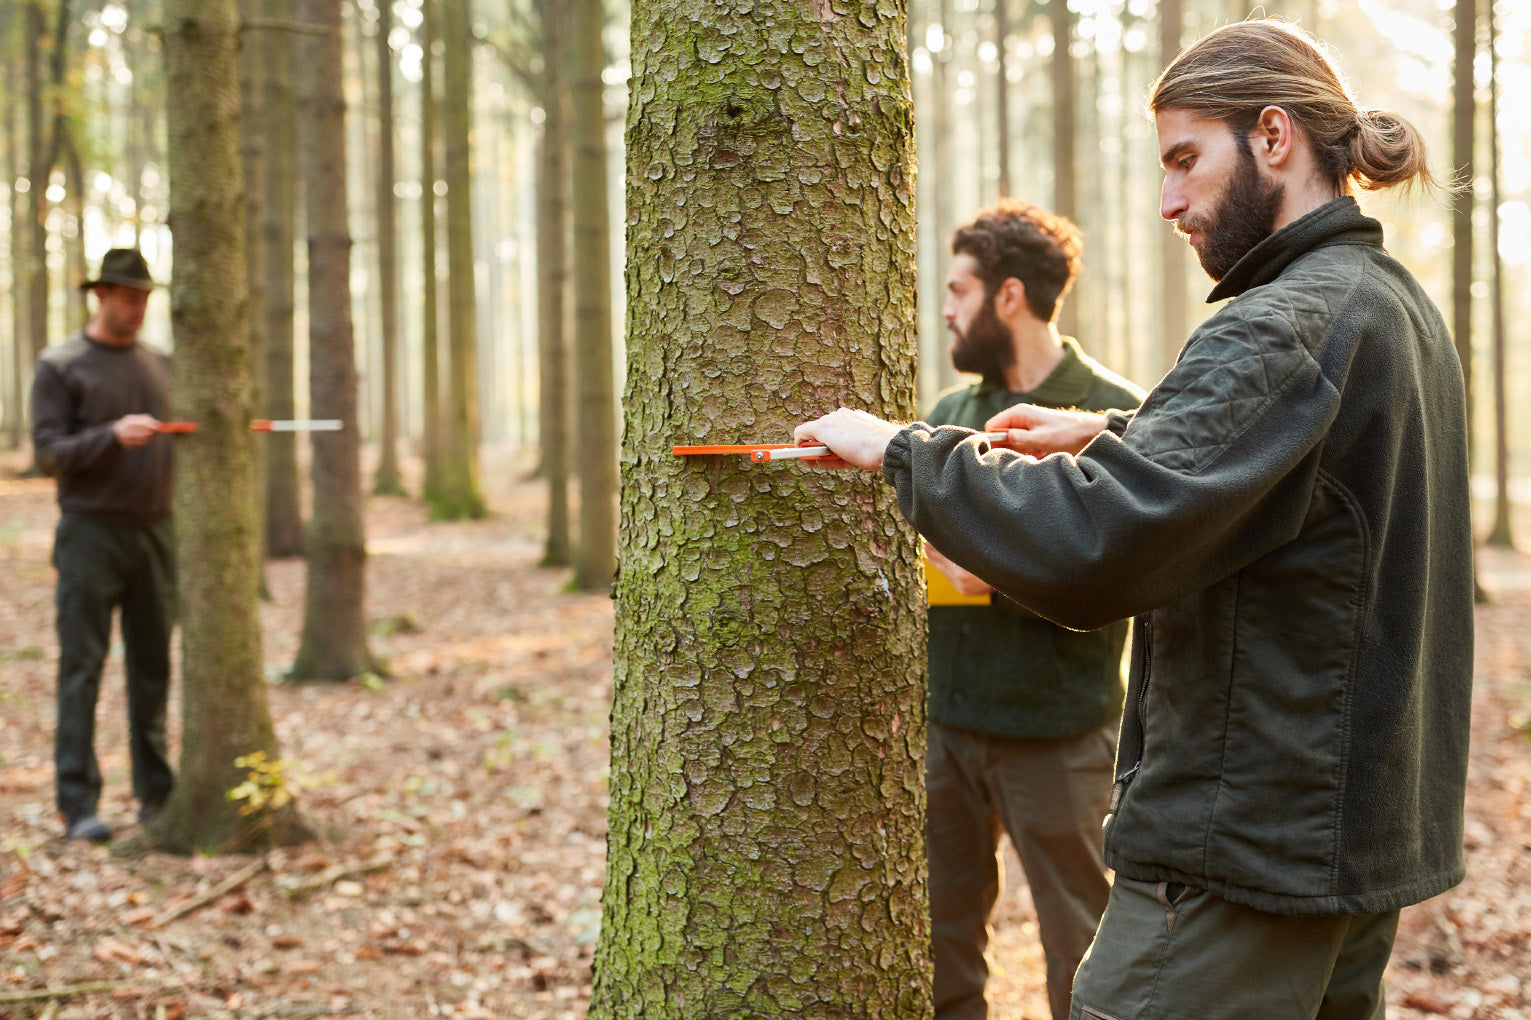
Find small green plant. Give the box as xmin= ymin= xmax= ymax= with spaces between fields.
xmin=227 ymin=751 xmax=331 ymax=816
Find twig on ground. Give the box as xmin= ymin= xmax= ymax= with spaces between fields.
xmin=148 ymin=857 xmax=268 ymax=929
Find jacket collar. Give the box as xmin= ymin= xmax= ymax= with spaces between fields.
xmin=1206 ymin=196 xmax=1384 ymax=303
xmin=976 ymin=336 xmax=1095 ymax=405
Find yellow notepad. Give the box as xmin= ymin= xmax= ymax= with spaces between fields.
xmin=924 ymin=555 xmax=991 ymax=606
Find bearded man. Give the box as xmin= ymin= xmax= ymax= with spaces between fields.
xmin=794 ymin=19 xmax=1472 ymax=1019
xmin=923 ymin=201 xmax=1143 ymax=1020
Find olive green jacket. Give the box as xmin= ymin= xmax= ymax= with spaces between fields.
xmin=925 ymin=339 xmax=1144 ymax=739
xmin=885 ymin=198 xmax=1473 ymax=915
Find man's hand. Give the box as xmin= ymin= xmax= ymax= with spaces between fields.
xmin=113 ymin=414 xmax=161 ymax=449
xmin=985 ymin=403 xmax=1107 ymax=457
xmin=924 ymin=541 xmax=993 ymax=597
xmin=793 ymin=408 xmax=902 ymax=471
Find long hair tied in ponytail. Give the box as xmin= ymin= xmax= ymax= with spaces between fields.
xmin=1150 ymin=19 xmax=1435 ymax=194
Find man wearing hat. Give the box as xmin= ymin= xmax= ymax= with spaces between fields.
xmin=30 ymin=247 xmax=175 ymax=842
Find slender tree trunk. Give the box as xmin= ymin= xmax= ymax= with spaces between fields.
xmin=537 ymin=0 xmax=572 ymax=567
xmin=5 ymin=56 xmax=23 ymax=448
xmin=431 ymin=0 xmax=487 ymax=520
xmin=263 ymin=0 xmax=304 ymax=557
xmin=592 ymin=0 xmax=928 ymax=1013
xmin=1051 ymin=0 xmax=1077 ymax=338
xmin=1451 ymin=0 xmax=1475 ymax=430
xmin=373 ymin=0 xmax=405 ymax=496
xmin=995 ymin=0 xmax=1010 ymax=198
xmin=1484 ymin=1 xmax=1512 ymax=549
xmin=290 ymin=0 xmax=379 ymax=682
xmin=420 ymin=0 xmax=445 ymax=501
xmin=239 ymin=0 xmax=270 ymax=570
xmin=23 ymin=2 xmax=48 ymax=362
xmin=152 ymin=0 xmax=308 ymax=854
xmin=59 ymin=129 xmax=85 ymax=327
xmin=569 ymin=0 xmax=616 ymax=588
xmin=1158 ymin=0 xmax=1186 ymax=368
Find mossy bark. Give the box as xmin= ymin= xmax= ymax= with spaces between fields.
xmin=153 ymin=0 xmax=307 ymax=854
xmin=593 ymin=1 xmax=929 ymax=1016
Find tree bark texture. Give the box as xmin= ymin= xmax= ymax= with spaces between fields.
xmin=1485 ymin=0 xmax=1512 ymax=549
xmin=432 ymin=0 xmax=487 ymax=520
xmin=290 ymin=0 xmax=378 ymax=682
xmin=592 ymin=1 xmax=929 ymax=1016
xmin=157 ymin=0 xmax=306 ymax=853
xmin=263 ymin=0 xmax=304 ymax=557
xmin=570 ymin=0 xmax=618 ymax=588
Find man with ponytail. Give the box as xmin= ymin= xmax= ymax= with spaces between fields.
xmin=793 ymin=18 xmax=1472 ymax=1018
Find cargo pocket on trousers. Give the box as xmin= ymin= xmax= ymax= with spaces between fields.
xmin=1080 ymin=1006 xmax=1126 ymax=1020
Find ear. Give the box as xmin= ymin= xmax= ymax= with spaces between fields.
xmin=1251 ymin=105 xmax=1296 ymax=169
xmin=994 ymin=277 xmax=1027 ymax=317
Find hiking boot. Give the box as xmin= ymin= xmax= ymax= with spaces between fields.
xmin=66 ymin=815 xmax=112 ymax=843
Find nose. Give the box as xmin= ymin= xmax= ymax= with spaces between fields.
xmin=941 ymin=295 xmax=956 ymax=325
xmin=1161 ymin=179 xmax=1187 ymax=223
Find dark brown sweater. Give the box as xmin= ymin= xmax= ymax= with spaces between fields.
xmin=31 ymin=332 xmax=174 ymax=527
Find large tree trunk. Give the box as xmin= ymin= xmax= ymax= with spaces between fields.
xmin=569 ymin=0 xmax=616 ymax=589
xmin=373 ymin=0 xmax=405 ymax=496
xmin=591 ymin=0 xmax=929 ymax=1014
xmin=4 ymin=41 xmax=23 ymax=448
xmin=289 ymin=0 xmax=379 ymax=682
xmin=152 ymin=0 xmax=308 ymax=854
xmin=431 ymin=0 xmax=487 ymax=520
xmin=536 ymin=0 xmax=573 ymax=567
xmin=262 ymin=0 xmax=304 ymax=557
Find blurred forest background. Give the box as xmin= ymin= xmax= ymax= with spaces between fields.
xmin=0 ymin=0 xmax=1527 ymax=550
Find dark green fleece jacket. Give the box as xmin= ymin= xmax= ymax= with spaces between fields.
xmin=926 ymin=338 xmax=1144 ymax=739
xmin=884 ymin=198 xmax=1473 ymax=915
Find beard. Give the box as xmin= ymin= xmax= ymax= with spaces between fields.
xmin=1179 ymin=142 xmax=1285 ymax=282
xmin=949 ymin=297 xmax=1015 ymax=382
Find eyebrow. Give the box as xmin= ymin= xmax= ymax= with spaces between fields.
xmin=1160 ymin=141 xmax=1194 ymax=168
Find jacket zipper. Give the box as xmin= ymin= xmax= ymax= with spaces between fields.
xmin=1106 ymin=614 xmax=1151 ymax=825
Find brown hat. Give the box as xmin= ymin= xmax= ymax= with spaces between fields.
xmin=80 ymin=248 xmax=156 ymax=291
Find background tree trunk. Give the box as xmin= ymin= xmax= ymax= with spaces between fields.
xmin=263 ymin=0 xmax=305 ymax=558
xmin=569 ymin=0 xmax=617 ymax=589
xmin=536 ymin=0 xmax=573 ymax=568
xmin=239 ymin=0 xmax=269 ymax=566
xmin=1050 ymin=0 xmax=1077 ymax=338
xmin=373 ymin=0 xmax=405 ymax=496
xmin=591 ymin=0 xmax=929 ymax=1014
xmin=419 ymin=0 xmax=444 ymax=501
xmin=23 ymin=2 xmax=48 ymax=364
xmin=290 ymin=0 xmax=379 ymax=682
xmin=1158 ymin=0 xmax=1186 ymax=365
xmin=1451 ymin=0 xmax=1475 ymax=431
xmin=152 ymin=0 xmax=308 ymax=854
xmin=431 ymin=0 xmax=488 ymax=520
xmin=1485 ymin=0 xmax=1512 ymax=550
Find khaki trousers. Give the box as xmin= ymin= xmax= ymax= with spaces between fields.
xmin=927 ymin=720 xmax=1117 ymax=1020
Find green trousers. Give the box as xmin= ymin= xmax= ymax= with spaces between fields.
xmin=53 ymin=513 xmax=176 ymax=824
xmin=1070 ymin=876 xmax=1399 ymax=1020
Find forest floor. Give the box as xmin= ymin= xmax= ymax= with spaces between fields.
xmin=1 ymin=444 xmax=1529 ymax=1020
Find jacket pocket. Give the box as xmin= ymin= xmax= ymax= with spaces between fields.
xmin=1081 ymin=1006 xmax=1126 ymax=1020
